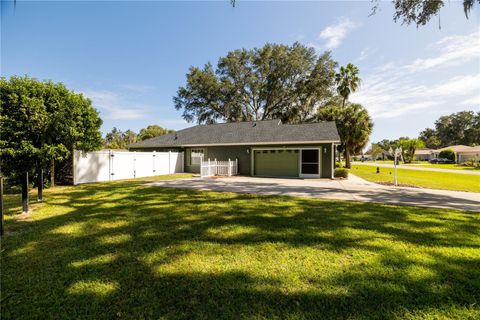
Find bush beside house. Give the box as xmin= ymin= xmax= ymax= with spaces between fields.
xmin=334 ymin=168 xmax=349 ymax=178
xmin=438 ymin=149 xmax=455 ymax=161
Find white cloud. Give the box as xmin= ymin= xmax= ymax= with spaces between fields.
xmin=319 ymin=17 xmax=357 ymax=49
xmin=404 ymin=30 xmax=480 ymax=73
xmin=83 ymin=90 xmax=149 ymax=120
xmin=357 ymin=47 xmax=376 ymax=62
xmin=461 ymin=96 xmax=480 ymax=107
xmin=351 ymin=30 xmax=480 ymax=120
xmin=117 ymin=84 xmax=155 ymax=93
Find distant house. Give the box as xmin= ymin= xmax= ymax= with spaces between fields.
xmin=415 ymin=145 xmax=479 ymax=163
xmin=129 ymin=120 xmax=341 ymax=178
xmin=457 ymin=146 xmax=480 ymax=163
xmin=414 ymin=149 xmax=435 ymax=161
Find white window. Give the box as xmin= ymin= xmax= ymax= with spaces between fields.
xmin=191 ymin=149 xmax=205 ymax=165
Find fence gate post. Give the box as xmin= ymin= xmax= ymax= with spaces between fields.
xmin=169 ymin=151 xmax=171 ymax=174
xmin=133 ymin=151 xmax=136 ymax=178
xmin=152 ymin=151 xmax=156 ymax=175
xmin=109 ymin=149 xmax=113 ymax=181
xmin=228 ymin=158 xmax=232 ymax=176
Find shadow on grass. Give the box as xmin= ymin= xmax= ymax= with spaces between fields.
xmin=2 ymin=179 xmax=480 ymax=319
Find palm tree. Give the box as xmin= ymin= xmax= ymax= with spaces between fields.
xmin=317 ymin=101 xmax=373 ymax=168
xmin=335 ymin=63 xmax=360 ymax=108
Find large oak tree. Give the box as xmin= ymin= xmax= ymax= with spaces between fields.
xmin=419 ymin=111 xmax=480 ymax=148
xmin=174 ymin=43 xmax=338 ymax=124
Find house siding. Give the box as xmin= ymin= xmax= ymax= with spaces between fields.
xmin=131 ymin=144 xmax=334 ymax=178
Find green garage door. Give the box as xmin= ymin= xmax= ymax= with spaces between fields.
xmin=254 ymin=150 xmax=299 ymax=177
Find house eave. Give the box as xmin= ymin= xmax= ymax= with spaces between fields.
xmin=130 ymin=140 xmax=341 ymax=149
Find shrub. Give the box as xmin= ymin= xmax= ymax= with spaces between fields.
xmin=461 ymin=158 xmax=479 ymax=167
xmin=334 ymin=168 xmax=349 ymax=178
xmin=335 ymin=162 xmax=342 ymax=168
xmin=438 ymin=149 xmax=455 ymax=161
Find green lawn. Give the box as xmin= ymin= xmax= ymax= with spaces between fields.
xmin=351 ymin=164 xmax=480 ymax=193
xmin=358 ymin=160 xmax=479 ymax=171
xmin=2 ymin=175 xmax=480 ymax=319
xmin=403 ymin=163 xmax=480 ymax=171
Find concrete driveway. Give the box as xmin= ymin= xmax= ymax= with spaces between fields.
xmin=148 ymin=175 xmax=480 ymax=212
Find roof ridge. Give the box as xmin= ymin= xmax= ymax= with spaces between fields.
xmin=194 ymin=119 xmax=280 ymax=127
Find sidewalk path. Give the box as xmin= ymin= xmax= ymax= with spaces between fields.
xmin=352 ymin=162 xmax=480 ymax=175
xmin=148 ymin=175 xmax=480 ymax=212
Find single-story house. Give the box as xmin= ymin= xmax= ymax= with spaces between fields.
xmin=414 ymin=145 xmax=478 ymax=163
xmin=128 ymin=119 xmax=341 ymax=178
xmin=457 ymin=146 xmax=480 ymax=163
xmin=414 ymin=149 xmax=435 ymax=161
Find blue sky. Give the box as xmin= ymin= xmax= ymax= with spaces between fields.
xmin=1 ymin=1 xmax=479 ymax=143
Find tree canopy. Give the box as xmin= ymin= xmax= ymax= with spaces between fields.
xmin=0 ymin=76 xmax=103 ymax=181
xmin=138 ymin=125 xmax=175 ymax=141
xmin=419 ymin=111 xmax=480 ymax=148
xmin=103 ymin=125 xmax=175 ymax=149
xmin=174 ymin=42 xmax=338 ymax=124
xmin=396 ymin=137 xmax=425 ymax=163
xmin=372 ymin=0 xmax=478 ymax=27
xmin=335 ymin=63 xmax=360 ymax=108
xmin=103 ymin=128 xmax=137 ymax=150
xmin=317 ymin=100 xmax=373 ymax=168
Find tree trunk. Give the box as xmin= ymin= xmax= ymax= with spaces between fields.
xmin=1 ymin=176 xmax=4 ymax=236
xmin=37 ymin=168 xmax=43 ymax=202
xmin=50 ymin=158 xmax=55 ymax=187
xmin=345 ymin=148 xmax=351 ymax=169
xmin=22 ymin=172 xmax=29 ymax=213
xmin=342 ymin=97 xmax=346 ymax=108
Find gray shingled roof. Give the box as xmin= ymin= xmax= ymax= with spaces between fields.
xmin=129 ymin=120 xmax=340 ymax=148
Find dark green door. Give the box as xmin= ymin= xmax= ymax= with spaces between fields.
xmin=254 ymin=150 xmax=299 ymax=177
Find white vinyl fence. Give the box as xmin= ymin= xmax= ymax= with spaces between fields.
xmin=73 ymin=150 xmax=184 ymax=185
xmin=200 ymin=159 xmax=238 ymax=178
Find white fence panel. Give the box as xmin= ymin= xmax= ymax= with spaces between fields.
xmin=169 ymin=152 xmax=184 ymax=173
xmin=111 ymin=152 xmax=135 ymax=181
xmin=73 ymin=150 xmax=111 ymax=184
xmin=74 ymin=150 xmax=184 ymax=185
xmin=154 ymin=152 xmax=170 ymax=175
xmin=134 ymin=152 xmax=155 ymax=178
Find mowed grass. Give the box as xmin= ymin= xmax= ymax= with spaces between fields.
xmin=404 ymin=163 xmax=480 ymax=171
xmin=351 ymin=164 xmax=480 ymax=193
xmin=358 ymin=161 xmax=479 ymax=171
xmin=2 ymin=175 xmax=480 ymax=319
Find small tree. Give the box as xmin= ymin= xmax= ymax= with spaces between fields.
xmin=368 ymin=144 xmax=385 ymax=161
xmin=439 ymin=149 xmax=455 ymax=162
xmin=397 ymin=138 xmax=425 ymax=163
xmin=317 ymin=100 xmax=373 ymax=168
xmin=0 ymin=76 xmax=102 ymax=203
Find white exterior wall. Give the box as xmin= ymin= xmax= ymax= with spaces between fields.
xmin=458 ymin=152 xmax=480 ymax=163
xmin=73 ymin=150 xmax=184 ymax=185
